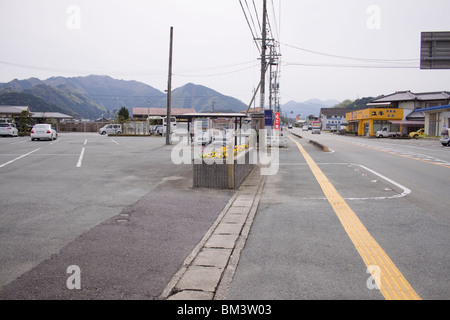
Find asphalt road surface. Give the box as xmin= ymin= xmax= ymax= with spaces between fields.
xmin=225 ymin=129 xmax=449 ymax=300
xmin=1 ymin=130 xmax=448 ymax=300
xmin=0 ymin=133 xmax=234 ymax=299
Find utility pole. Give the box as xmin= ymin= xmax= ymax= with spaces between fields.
xmin=166 ymin=26 xmax=173 ymax=145
xmin=259 ymin=0 xmax=267 ymax=110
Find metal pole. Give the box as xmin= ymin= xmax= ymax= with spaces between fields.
xmin=260 ymin=0 xmax=267 ymax=110
xmin=166 ymin=26 xmax=173 ymax=145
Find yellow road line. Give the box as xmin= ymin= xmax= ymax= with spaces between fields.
xmin=289 ymin=137 xmax=421 ymax=300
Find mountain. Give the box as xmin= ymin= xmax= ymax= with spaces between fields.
xmin=24 ymin=84 xmax=107 ymax=119
xmin=0 ymin=76 xmax=249 ymax=117
xmin=161 ymin=83 xmax=247 ymax=113
xmin=44 ymin=75 xmax=165 ymax=111
xmin=281 ymin=99 xmax=340 ymax=118
xmin=0 ymin=91 xmax=77 ymax=116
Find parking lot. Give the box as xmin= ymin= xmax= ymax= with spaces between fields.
xmin=0 ymin=133 xmax=235 ymax=295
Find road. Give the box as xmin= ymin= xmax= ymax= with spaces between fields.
xmin=0 ymin=133 xmax=234 ymax=299
xmin=225 ymin=129 xmax=449 ymax=300
xmin=0 ymin=130 xmax=448 ymax=300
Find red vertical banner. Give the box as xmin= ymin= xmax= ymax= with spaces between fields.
xmin=274 ymin=112 xmax=281 ymax=131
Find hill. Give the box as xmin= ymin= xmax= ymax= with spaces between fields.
xmin=281 ymin=99 xmax=340 ymax=118
xmin=0 ymin=90 xmax=77 ymax=116
xmin=162 ymin=83 xmax=247 ymax=113
xmin=0 ymin=76 xmax=249 ymax=117
xmin=44 ymin=75 xmax=165 ymax=111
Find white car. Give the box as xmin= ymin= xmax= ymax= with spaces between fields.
xmin=440 ymin=128 xmax=450 ymax=146
xmin=0 ymin=123 xmax=19 ymax=137
xmin=99 ymin=124 xmax=122 ymax=135
xmin=31 ymin=124 xmax=58 ymax=141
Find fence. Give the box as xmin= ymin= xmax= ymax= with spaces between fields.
xmin=59 ymin=122 xmax=109 ymax=133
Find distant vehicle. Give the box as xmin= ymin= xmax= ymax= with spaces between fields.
xmin=312 ymin=128 xmax=321 ymax=134
xmin=31 ymin=124 xmax=57 ymax=141
xmin=409 ymin=128 xmax=425 ymax=139
xmin=0 ymin=123 xmax=19 ymax=137
xmin=440 ymin=127 xmax=450 ymax=146
xmin=162 ymin=116 xmax=177 ymax=135
xmin=302 ymin=125 xmax=308 ymax=131
xmin=376 ymin=127 xmax=401 ymax=138
xmin=288 ymin=124 xmax=293 ymax=129
xmin=99 ymin=124 xmax=122 ymax=135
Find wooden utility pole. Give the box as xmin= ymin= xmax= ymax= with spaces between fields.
xmin=166 ymin=26 xmax=173 ymax=145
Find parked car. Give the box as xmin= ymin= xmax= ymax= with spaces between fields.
xmin=288 ymin=124 xmax=293 ymax=129
xmin=376 ymin=127 xmax=401 ymax=138
xmin=409 ymin=128 xmax=425 ymax=139
xmin=31 ymin=124 xmax=58 ymax=141
xmin=99 ymin=124 xmax=122 ymax=135
xmin=302 ymin=125 xmax=308 ymax=131
xmin=440 ymin=127 xmax=450 ymax=146
xmin=312 ymin=128 xmax=321 ymax=134
xmin=0 ymin=123 xmax=19 ymax=137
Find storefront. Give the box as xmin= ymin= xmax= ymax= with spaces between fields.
xmin=345 ymin=108 xmax=404 ymax=136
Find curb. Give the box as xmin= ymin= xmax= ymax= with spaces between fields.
xmin=289 ymin=130 xmax=329 ymax=152
xmin=159 ymin=165 xmax=266 ymax=300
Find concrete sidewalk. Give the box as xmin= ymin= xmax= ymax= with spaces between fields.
xmin=162 ymin=165 xmax=267 ymax=300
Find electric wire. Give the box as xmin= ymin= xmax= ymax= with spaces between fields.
xmin=281 ymin=42 xmax=419 ymax=63
xmin=239 ymin=0 xmax=261 ymax=53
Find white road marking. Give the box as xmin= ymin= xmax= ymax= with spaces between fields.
xmin=9 ymin=140 xmax=28 ymax=145
xmin=76 ymin=148 xmax=86 ymax=168
xmin=293 ymin=163 xmax=411 ymax=201
xmin=0 ymin=148 xmax=41 ymax=168
xmin=111 ymin=139 xmax=119 ymax=145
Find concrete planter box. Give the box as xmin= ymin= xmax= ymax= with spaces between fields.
xmin=193 ymin=148 xmax=254 ymax=190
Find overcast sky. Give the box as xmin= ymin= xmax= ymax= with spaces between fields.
xmin=0 ymin=0 xmax=449 ymax=106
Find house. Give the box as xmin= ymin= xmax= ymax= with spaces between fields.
xmin=0 ymin=105 xmax=73 ymax=131
xmin=419 ymin=104 xmax=450 ymax=136
xmin=346 ymin=91 xmax=450 ymax=136
xmin=0 ymin=105 xmax=30 ymax=119
xmin=319 ymin=108 xmax=352 ymax=131
xmin=367 ymin=91 xmax=450 ymax=136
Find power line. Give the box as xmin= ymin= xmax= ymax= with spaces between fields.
xmin=281 ymin=42 xmax=419 ymax=63
xmin=251 ymin=0 xmax=262 ymax=34
xmin=284 ymin=62 xmax=419 ymax=69
xmin=239 ymin=0 xmax=261 ymax=53
xmin=174 ymin=63 xmax=259 ymax=77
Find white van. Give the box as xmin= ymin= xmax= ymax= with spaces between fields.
xmin=99 ymin=124 xmax=122 ymax=135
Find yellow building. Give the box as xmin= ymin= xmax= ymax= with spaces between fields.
xmin=346 ymin=108 xmax=404 ymax=136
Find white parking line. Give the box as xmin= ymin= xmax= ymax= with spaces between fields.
xmin=76 ymin=148 xmax=85 ymax=168
xmin=294 ymin=163 xmax=411 ymax=201
xmin=347 ymin=164 xmax=411 ymax=200
xmin=111 ymin=139 xmax=119 ymax=145
xmin=0 ymin=148 xmax=41 ymax=168
xmin=84 ymin=139 xmax=87 ymax=145
xmin=9 ymin=140 xmax=28 ymax=145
